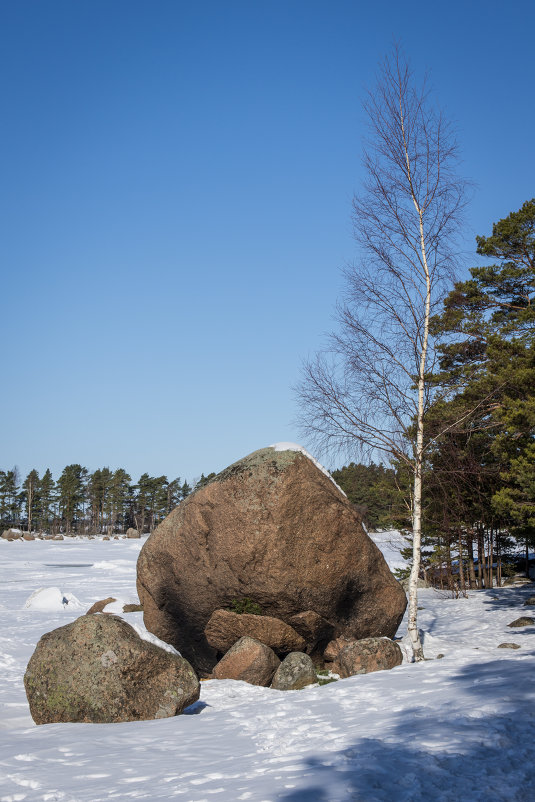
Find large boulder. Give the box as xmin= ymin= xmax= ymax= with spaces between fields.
xmin=205 ymin=609 xmax=305 ymax=655
xmin=212 ymin=636 xmax=280 ymax=686
xmin=24 ymin=614 xmax=199 ymax=724
xmin=137 ymin=445 xmax=407 ymax=674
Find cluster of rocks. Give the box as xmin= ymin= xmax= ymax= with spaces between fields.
xmin=2 ymin=529 xmax=64 ymax=541
xmin=204 ymin=607 xmax=403 ymax=687
xmin=2 ymin=528 xmax=142 ymax=542
xmin=24 ymin=444 xmax=408 ymax=725
xmin=137 ymin=445 xmax=407 ymax=676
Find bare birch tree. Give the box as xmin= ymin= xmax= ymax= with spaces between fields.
xmin=297 ymin=46 xmax=467 ymax=661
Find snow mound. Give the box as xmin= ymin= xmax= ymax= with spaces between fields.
xmin=269 ymin=442 xmax=346 ymax=496
xmin=23 ymin=587 xmax=83 ymax=611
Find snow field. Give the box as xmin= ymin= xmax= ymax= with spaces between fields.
xmin=1 ymin=536 xmax=535 ymax=801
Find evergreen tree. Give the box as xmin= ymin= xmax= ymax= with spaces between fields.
xmin=194 ymin=473 xmax=216 ymax=492
xmin=108 ymin=469 xmax=132 ymax=533
xmin=166 ymin=478 xmax=182 ymax=514
xmin=38 ymin=469 xmax=56 ymax=532
xmin=22 ymin=469 xmax=40 ymax=532
xmin=431 ymin=199 xmax=535 ymax=563
xmin=0 ymin=469 xmax=21 ymax=528
xmin=87 ymin=468 xmax=113 ymax=533
xmin=180 ymin=480 xmax=192 ymax=500
xmin=57 ymin=464 xmax=88 ymax=534
xmin=331 ymin=463 xmax=404 ymax=530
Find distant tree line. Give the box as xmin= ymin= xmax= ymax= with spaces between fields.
xmin=0 ymin=466 xmax=216 ymax=536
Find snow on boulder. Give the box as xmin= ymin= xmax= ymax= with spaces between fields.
xmin=137 ymin=445 xmax=407 ymax=675
xmin=24 ymin=614 xmax=199 ymax=724
xmin=23 ymin=587 xmax=83 ymax=611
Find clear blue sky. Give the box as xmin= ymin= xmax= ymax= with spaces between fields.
xmin=2 ymin=0 xmax=534 ymax=484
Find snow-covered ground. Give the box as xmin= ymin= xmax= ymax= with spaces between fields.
xmin=1 ymin=535 xmax=535 ymax=802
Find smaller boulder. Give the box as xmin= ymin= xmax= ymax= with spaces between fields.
xmin=337 ymin=637 xmax=403 ymax=678
xmin=323 ymin=636 xmax=354 ymax=663
xmin=126 ymin=528 xmax=140 ymax=539
xmin=271 ymin=652 xmax=317 ymax=690
xmin=523 ymin=597 xmax=535 ymax=606
xmin=498 ymin=642 xmax=521 ymax=649
xmin=288 ymin=611 xmax=334 ymax=654
xmin=24 ymin=614 xmax=199 ymax=724
xmin=87 ymin=598 xmax=143 ymax=615
xmin=87 ymin=597 xmax=117 ymax=614
xmin=205 ymin=609 xmax=305 ymax=655
xmin=212 ymin=636 xmax=280 ymax=686
xmin=508 ymin=617 xmax=535 ymax=628
xmin=2 ymin=529 xmax=22 ymax=540
xmin=23 ymin=533 xmax=35 ymax=541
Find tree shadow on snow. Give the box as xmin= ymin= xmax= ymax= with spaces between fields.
xmin=277 ymin=657 xmax=535 ymax=802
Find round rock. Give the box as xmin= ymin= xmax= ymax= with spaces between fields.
xmin=24 ymin=614 xmax=199 ymax=724
xmin=212 ymin=636 xmax=280 ymax=686
xmin=271 ymin=652 xmax=317 ymax=690
xmin=336 ymin=637 xmax=403 ymax=677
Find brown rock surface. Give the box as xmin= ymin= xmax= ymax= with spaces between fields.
xmin=336 ymin=637 xmax=403 ymax=678
xmin=87 ymin=597 xmax=117 ymax=614
xmin=205 ymin=609 xmax=305 ymax=654
xmin=323 ymin=636 xmax=354 ymax=663
xmin=508 ymin=617 xmax=535 ymax=627
xmin=137 ymin=446 xmax=407 ymax=674
xmin=212 ymin=636 xmax=280 ymax=685
xmin=288 ymin=611 xmax=334 ymax=654
xmin=24 ymin=614 xmax=199 ymax=724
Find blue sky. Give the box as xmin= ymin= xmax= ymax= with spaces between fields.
xmin=2 ymin=0 xmax=534 ymax=484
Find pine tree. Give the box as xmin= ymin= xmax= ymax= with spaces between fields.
xmin=22 ymin=469 xmax=40 ymax=533
xmin=431 ymin=199 xmax=535 ymax=566
xmin=57 ymin=465 xmax=88 ymax=535
xmin=0 ymin=469 xmax=21 ymax=528
xmin=38 ymin=469 xmax=56 ymax=533
xmin=108 ymin=469 xmax=132 ymax=533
